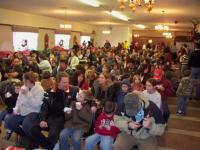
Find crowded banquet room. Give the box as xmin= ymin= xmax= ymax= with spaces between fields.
xmin=0 ymin=0 xmax=200 ymax=150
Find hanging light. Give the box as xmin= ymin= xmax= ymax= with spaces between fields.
xmin=166 ymin=35 xmax=172 ymax=38
xmin=163 ymin=32 xmax=172 ymax=38
xmin=129 ymin=1 xmax=136 ymax=12
xmin=102 ymin=10 xmax=112 ymax=34
xmin=144 ymin=0 xmax=155 ymax=4
xmin=136 ymin=24 xmax=146 ymax=29
xmin=119 ymin=2 xmax=126 ymax=11
xmin=155 ymin=11 xmax=169 ymax=31
xmin=102 ymin=30 xmax=111 ymax=34
xmin=136 ymin=0 xmax=143 ymax=6
xmin=163 ymin=32 xmax=171 ymax=36
xmin=118 ymin=0 xmax=155 ymax=13
xmin=148 ymin=39 xmax=153 ymax=43
xmin=60 ymin=24 xmax=65 ymax=28
xmin=146 ymin=3 xmax=153 ymax=12
xmin=134 ymin=34 xmax=140 ymax=37
xmin=64 ymin=24 xmax=72 ymax=28
xmin=59 ymin=8 xmax=72 ymax=29
xmin=155 ymin=25 xmax=169 ymax=31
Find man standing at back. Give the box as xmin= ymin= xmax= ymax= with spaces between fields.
xmin=188 ymin=33 xmax=200 ymax=100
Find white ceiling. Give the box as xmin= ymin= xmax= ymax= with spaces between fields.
xmin=0 ymin=0 xmax=200 ymax=31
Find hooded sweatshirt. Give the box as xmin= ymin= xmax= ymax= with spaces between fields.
xmin=95 ymin=112 xmax=120 ymax=139
xmin=156 ymin=78 xmax=174 ymax=101
xmin=114 ymin=95 xmax=166 ymax=140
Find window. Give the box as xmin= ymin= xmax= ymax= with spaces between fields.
xmin=13 ymin=32 xmax=38 ymax=51
xmin=55 ymin=34 xmax=70 ymax=49
xmin=81 ymin=35 xmax=91 ymax=46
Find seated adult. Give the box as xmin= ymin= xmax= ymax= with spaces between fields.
xmin=52 ymin=59 xmax=73 ymax=77
xmin=72 ymin=70 xmax=89 ymax=90
xmin=38 ymin=54 xmax=52 ymax=74
xmin=92 ymin=72 xmax=120 ymax=104
xmin=25 ymin=58 xmax=41 ymax=74
xmin=4 ymin=71 xmax=44 ymax=137
xmin=4 ymin=57 xmax=23 ymax=80
xmin=22 ymin=72 xmax=79 ymax=150
xmin=41 ymin=71 xmax=56 ymax=91
xmin=113 ymin=92 xmax=166 ymax=150
xmin=68 ymin=50 xmax=79 ymax=70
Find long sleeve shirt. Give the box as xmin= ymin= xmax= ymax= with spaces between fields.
xmin=13 ymin=82 xmax=44 ymax=116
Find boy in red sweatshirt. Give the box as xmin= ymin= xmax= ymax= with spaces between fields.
xmin=85 ymin=101 xmax=120 ymax=150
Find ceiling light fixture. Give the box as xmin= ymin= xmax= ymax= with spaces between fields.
xmin=102 ymin=10 xmax=112 ymax=34
xmin=102 ymin=30 xmax=111 ymax=34
xmin=134 ymin=34 xmax=140 ymax=37
xmin=163 ymin=32 xmax=172 ymax=38
xmin=155 ymin=25 xmax=169 ymax=31
xmin=106 ymin=11 xmax=129 ymax=21
xmin=136 ymin=24 xmax=146 ymax=29
xmin=60 ymin=8 xmax=72 ymax=29
xmin=155 ymin=11 xmax=169 ymax=32
xmin=166 ymin=35 xmax=172 ymax=38
xmin=79 ymin=0 xmax=100 ymax=7
xmin=118 ymin=0 xmax=155 ymax=13
xmin=148 ymin=39 xmax=153 ymax=43
xmin=162 ymin=32 xmax=171 ymax=36
xmin=60 ymin=24 xmax=72 ymax=29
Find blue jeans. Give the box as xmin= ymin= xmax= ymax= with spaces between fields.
xmin=191 ymin=67 xmax=200 ymax=99
xmin=4 ymin=114 xmax=25 ymax=136
xmin=0 ymin=110 xmax=8 ymax=123
xmin=85 ymin=133 xmax=114 ymax=150
xmin=161 ymin=101 xmax=170 ymax=123
xmin=23 ymin=112 xmax=64 ymax=150
xmin=55 ymin=128 xmax=84 ymax=150
xmin=177 ymin=96 xmax=190 ymax=113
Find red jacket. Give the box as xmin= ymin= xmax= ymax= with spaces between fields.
xmin=95 ymin=112 xmax=120 ymax=139
xmin=157 ymin=78 xmax=174 ymax=101
xmin=81 ymin=82 xmax=89 ymax=90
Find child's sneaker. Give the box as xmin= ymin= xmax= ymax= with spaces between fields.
xmin=181 ymin=112 xmax=186 ymax=116
xmin=176 ymin=110 xmax=185 ymax=116
xmin=131 ymin=145 xmax=139 ymax=150
xmin=176 ymin=110 xmax=182 ymax=116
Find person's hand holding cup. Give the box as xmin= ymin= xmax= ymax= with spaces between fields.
xmin=21 ymin=86 xmax=29 ymax=95
xmin=91 ymin=106 xmax=97 ymax=113
xmin=76 ymin=102 xmax=82 ymax=110
xmin=64 ymin=107 xmax=72 ymax=114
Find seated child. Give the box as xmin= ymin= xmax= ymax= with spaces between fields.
xmin=0 ymin=81 xmax=22 ymax=139
xmin=54 ymin=90 xmax=95 ymax=150
xmin=85 ymin=101 xmax=120 ymax=150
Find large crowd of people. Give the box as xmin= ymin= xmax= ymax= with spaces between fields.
xmin=0 ymin=38 xmax=200 ymax=150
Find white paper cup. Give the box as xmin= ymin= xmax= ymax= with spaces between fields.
xmin=64 ymin=107 xmax=72 ymax=112
xmin=76 ymin=102 xmax=81 ymax=108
